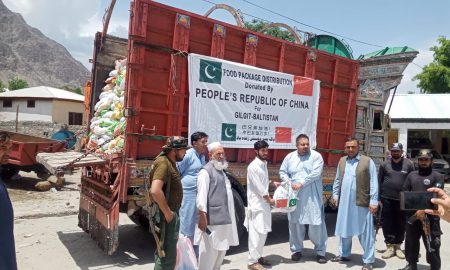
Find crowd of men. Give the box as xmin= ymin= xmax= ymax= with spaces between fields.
xmin=147 ymin=131 xmax=449 ymax=270
xmin=1 ymin=130 xmax=450 ymax=270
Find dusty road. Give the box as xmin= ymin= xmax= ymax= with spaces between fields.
xmin=6 ymin=171 xmax=450 ymax=270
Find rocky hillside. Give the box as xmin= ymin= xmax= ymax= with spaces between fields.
xmin=0 ymin=1 xmax=90 ymax=89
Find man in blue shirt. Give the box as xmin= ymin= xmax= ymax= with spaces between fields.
xmin=0 ymin=131 xmax=17 ymax=270
xmin=177 ymin=131 xmax=208 ymax=254
xmin=332 ymin=138 xmax=378 ymax=270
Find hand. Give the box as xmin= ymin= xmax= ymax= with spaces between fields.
xmin=369 ymin=204 xmax=378 ymax=214
xmin=266 ymin=198 xmax=275 ymax=205
xmin=291 ymin=182 xmax=303 ymax=190
xmin=331 ymin=198 xmax=339 ymax=208
xmin=165 ymin=211 xmax=174 ymax=223
xmin=425 ymin=187 xmax=450 ymax=223
xmin=415 ymin=210 xmax=426 ymax=221
xmin=198 ymin=211 xmax=208 ymax=232
xmin=272 ymin=181 xmax=281 ymax=188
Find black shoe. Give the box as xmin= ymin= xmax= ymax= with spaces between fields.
xmin=258 ymin=257 xmax=272 ymax=267
xmin=401 ymin=264 xmax=418 ymax=270
xmin=316 ymin=255 xmax=327 ymax=264
xmin=362 ymin=263 xmax=373 ymax=270
xmin=331 ymin=255 xmax=350 ymax=262
xmin=291 ymin=252 xmax=302 ymax=261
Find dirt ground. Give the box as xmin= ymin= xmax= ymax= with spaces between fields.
xmin=6 ymin=171 xmax=450 ymax=270
xmin=7 ymin=170 xmax=82 ymax=219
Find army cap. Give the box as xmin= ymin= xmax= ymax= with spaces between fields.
xmin=390 ymin=142 xmax=403 ymax=151
xmin=417 ymin=149 xmax=433 ymax=159
xmin=163 ymin=136 xmax=191 ymax=150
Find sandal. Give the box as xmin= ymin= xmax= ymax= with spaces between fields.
xmin=258 ymin=257 xmax=272 ymax=267
xmin=331 ymin=255 xmax=350 ymax=262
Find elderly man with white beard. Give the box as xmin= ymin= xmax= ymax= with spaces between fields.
xmin=194 ymin=142 xmax=239 ymax=270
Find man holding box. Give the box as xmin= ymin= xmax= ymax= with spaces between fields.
xmin=279 ymin=134 xmax=328 ymax=264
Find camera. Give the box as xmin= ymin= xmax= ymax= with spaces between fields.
xmin=400 ymin=191 xmax=438 ymax=211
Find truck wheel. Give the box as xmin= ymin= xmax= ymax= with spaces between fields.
xmin=36 ymin=172 xmax=52 ymax=181
xmin=232 ymin=188 xmax=246 ymax=238
xmin=2 ymin=167 xmax=19 ymax=180
xmin=129 ymin=209 xmax=149 ymax=231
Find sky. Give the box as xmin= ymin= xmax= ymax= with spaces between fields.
xmin=3 ymin=0 xmax=450 ymax=93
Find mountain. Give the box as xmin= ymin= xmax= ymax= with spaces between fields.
xmin=0 ymin=1 xmax=90 ymax=89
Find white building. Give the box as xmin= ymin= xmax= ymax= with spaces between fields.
xmin=0 ymin=86 xmax=84 ymax=125
xmin=386 ymin=93 xmax=450 ymax=155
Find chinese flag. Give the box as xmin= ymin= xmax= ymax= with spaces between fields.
xmin=276 ymin=199 xmax=288 ymax=208
xmin=293 ymin=76 xmax=314 ymax=96
xmin=275 ymin=127 xmax=292 ymax=143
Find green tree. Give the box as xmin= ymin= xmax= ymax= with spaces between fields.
xmin=244 ymin=19 xmax=296 ymax=43
xmin=413 ymin=36 xmax=450 ymax=93
xmin=8 ymin=77 xmax=29 ymax=90
xmin=0 ymin=80 xmax=5 ymax=92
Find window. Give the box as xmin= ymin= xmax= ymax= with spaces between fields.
xmin=68 ymin=112 xmax=83 ymax=125
xmin=373 ymin=111 xmax=383 ymax=131
xmin=27 ymin=100 xmax=35 ymax=108
xmin=3 ymin=100 xmax=12 ymax=108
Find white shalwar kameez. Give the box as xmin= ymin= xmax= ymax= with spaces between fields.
xmin=194 ymin=169 xmax=239 ymax=270
xmin=279 ymin=149 xmax=327 ymax=256
xmin=245 ymin=157 xmax=272 ymax=265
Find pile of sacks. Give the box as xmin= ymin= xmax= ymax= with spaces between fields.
xmin=87 ymin=59 xmax=127 ymax=155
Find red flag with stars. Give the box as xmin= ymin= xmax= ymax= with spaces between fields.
xmin=293 ymin=76 xmax=314 ymax=96
xmin=275 ymin=127 xmax=292 ymax=143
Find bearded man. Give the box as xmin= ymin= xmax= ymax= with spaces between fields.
xmin=246 ymin=140 xmax=276 ymax=270
xmin=194 ymin=142 xmax=239 ymax=270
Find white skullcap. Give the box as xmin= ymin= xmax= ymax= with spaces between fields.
xmin=207 ymin=142 xmax=222 ymax=152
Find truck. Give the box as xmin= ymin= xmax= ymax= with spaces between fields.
xmin=75 ymin=0 xmax=359 ymax=254
xmin=0 ymin=130 xmax=66 ymax=180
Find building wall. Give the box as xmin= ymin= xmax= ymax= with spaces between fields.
xmin=52 ymin=100 xmax=84 ymax=124
xmin=391 ymin=122 xmax=450 ymax=154
xmin=0 ymin=121 xmax=85 ymax=150
xmin=0 ymin=99 xmax=53 ymax=122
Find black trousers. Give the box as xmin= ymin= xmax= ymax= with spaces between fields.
xmin=381 ymin=198 xmax=406 ymax=244
xmin=405 ymin=217 xmax=441 ymax=270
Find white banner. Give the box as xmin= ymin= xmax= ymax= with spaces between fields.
xmin=188 ymin=54 xmax=320 ymax=149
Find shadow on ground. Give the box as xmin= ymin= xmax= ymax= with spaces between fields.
xmin=58 ymin=224 xmax=156 ymax=270
xmin=229 ymin=211 xmax=339 ymax=255
xmin=3 ymin=175 xmax=42 ymax=191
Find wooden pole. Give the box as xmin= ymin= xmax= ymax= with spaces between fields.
xmin=15 ymin=104 xmax=19 ymax=132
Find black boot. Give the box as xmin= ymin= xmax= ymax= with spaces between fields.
xmin=401 ymin=263 xmax=417 ymax=270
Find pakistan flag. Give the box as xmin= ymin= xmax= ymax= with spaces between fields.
xmin=199 ymin=59 xmax=222 ymax=84
xmin=221 ymin=123 xmax=236 ymax=141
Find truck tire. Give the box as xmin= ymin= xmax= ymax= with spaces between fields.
xmin=36 ymin=171 xmax=51 ymax=181
xmin=129 ymin=209 xmax=150 ymax=231
xmin=1 ymin=167 xmax=19 ymax=180
xmin=232 ymin=188 xmax=246 ymax=238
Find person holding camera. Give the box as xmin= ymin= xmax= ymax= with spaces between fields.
xmin=401 ymin=149 xmax=444 ymax=270
xmin=378 ymin=142 xmax=414 ymax=259
xmin=425 ymin=187 xmax=450 ymax=223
